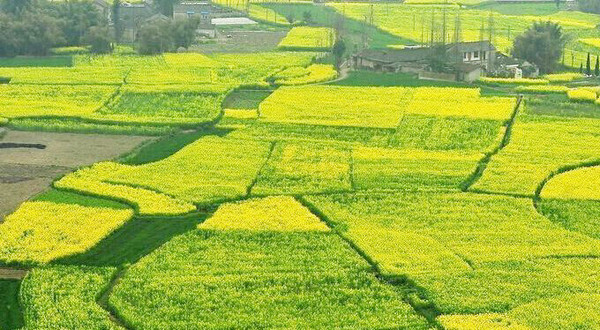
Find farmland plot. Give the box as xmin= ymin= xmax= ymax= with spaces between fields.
xmin=259 ymin=86 xmax=515 ymax=129
xmin=20 ymin=266 xmax=117 ymax=329
xmin=107 ymin=136 xmax=272 ymax=205
xmin=473 ymin=115 xmax=600 ymax=195
xmin=328 ymin=3 xmax=600 ymax=60
xmin=278 ymin=27 xmax=335 ymax=51
xmin=353 ymin=146 xmax=481 ymax=190
xmin=251 ymin=141 xmax=352 ymax=195
xmin=110 ymin=230 xmax=428 ymax=329
xmin=0 ymin=201 xmax=133 ymax=264
xmin=305 ymin=192 xmax=600 ymax=316
xmin=0 ymin=85 xmax=116 ymax=119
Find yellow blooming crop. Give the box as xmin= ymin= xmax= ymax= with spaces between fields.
xmin=20 ymin=266 xmax=118 ymax=329
xmin=479 ymin=77 xmax=549 ymax=85
xmin=55 ymin=162 xmax=196 ymax=216
xmin=260 ymin=86 xmax=515 ymax=128
xmin=223 ymin=109 xmax=258 ymax=119
xmin=543 ymin=72 xmax=585 ymax=83
xmin=438 ymin=313 xmax=528 ymax=330
xmin=260 ymin=85 xmax=410 ymax=128
xmin=0 ymin=67 xmax=125 ymax=85
xmin=274 ymin=64 xmax=338 ymax=85
xmin=474 ymin=116 xmax=600 ymax=195
xmin=199 ymin=196 xmax=330 ymax=232
xmin=542 ymin=166 xmax=600 ymax=200
xmin=353 ymin=146 xmax=482 ymax=191
xmin=278 ymin=27 xmax=335 ymax=51
xmin=0 ymin=84 xmax=116 ymax=118
xmin=567 ymin=88 xmax=597 ymax=102
xmin=579 ymin=38 xmax=600 ymax=49
xmin=0 ymin=201 xmax=133 ymax=264
xmin=252 ymin=141 xmax=352 ymax=195
xmin=407 ymin=87 xmax=516 ymax=120
xmin=515 ymin=85 xmax=569 ymax=94
xmin=108 ymin=136 xmax=272 ymax=205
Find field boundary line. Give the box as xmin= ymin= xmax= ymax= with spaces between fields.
xmin=98 ymin=266 xmax=132 ymax=330
xmin=246 ymin=140 xmax=277 ymax=196
xmin=297 ymin=196 xmax=443 ymax=329
xmin=461 ymin=94 xmax=523 ymax=192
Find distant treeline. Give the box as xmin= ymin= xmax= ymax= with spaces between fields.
xmin=0 ymin=0 xmax=108 ymax=56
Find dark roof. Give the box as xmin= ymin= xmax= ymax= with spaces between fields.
xmin=356 ymin=47 xmax=431 ymax=64
xmin=120 ymin=4 xmax=154 ymax=28
xmin=446 ymin=41 xmax=496 ymax=54
xmin=174 ymin=2 xmax=212 ymax=13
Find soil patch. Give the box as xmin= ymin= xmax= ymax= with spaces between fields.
xmin=0 ymin=130 xmax=151 ymax=221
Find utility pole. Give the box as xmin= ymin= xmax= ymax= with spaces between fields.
xmin=454 ymin=11 xmax=462 ymax=81
xmin=442 ymin=6 xmax=447 ymax=46
xmin=430 ymin=9 xmax=435 ymax=46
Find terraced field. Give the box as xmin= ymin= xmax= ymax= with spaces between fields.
xmin=3 ymin=3 xmax=600 ymax=329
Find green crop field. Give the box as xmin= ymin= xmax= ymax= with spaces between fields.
xmin=3 ymin=1 xmax=600 ymax=329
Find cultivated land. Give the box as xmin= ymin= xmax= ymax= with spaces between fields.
xmin=3 ymin=1 xmax=600 ymax=329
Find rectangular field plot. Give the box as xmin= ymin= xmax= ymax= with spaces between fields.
xmin=406 ymin=87 xmax=516 ymax=120
xmin=0 ymin=67 xmax=125 ymax=85
xmin=305 ymin=192 xmax=600 ymax=314
xmin=259 ymin=86 xmax=515 ymax=129
xmin=108 ymin=136 xmax=272 ymax=205
xmin=226 ymin=121 xmax=394 ymax=146
xmin=110 ymin=230 xmax=428 ymax=329
xmin=199 ymin=196 xmax=330 ymax=232
xmin=390 ymin=115 xmax=505 ymax=151
xmin=20 ymin=265 xmax=117 ymax=328
xmin=0 ymin=201 xmax=133 ymax=264
xmin=128 ymin=67 xmax=216 ymax=85
xmin=0 ymin=85 xmax=116 ymax=118
xmin=305 ymin=192 xmax=600 ymax=271
xmin=251 ymin=141 xmax=352 ymax=195
xmin=278 ymin=27 xmax=335 ymax=51
xmin=259 ymin=86 xmax=411 ymax=128
xmin=353 ymin=146 xmax=481 ymax=190
xmin=473 ymin=115 xmax=600 ymax=195
xmin=99 ymin=85 xmax=226 ymax=122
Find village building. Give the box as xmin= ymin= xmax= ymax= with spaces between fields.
xmin=352 ymin=41 xmax=497 ymax=82
xmin=119 ymin=2 xmax=155 ymax=43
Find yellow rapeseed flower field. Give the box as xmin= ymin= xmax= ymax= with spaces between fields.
xmin=0 ymin=201 xmax=133 ymax=264
xmin=542 ymin=166 xmax=600 ymax=200
xmin=199 ymin=196 xmax=330 ymax=231
xmin=55 ymin=162 xmax=196 ymax=216
xmin=278 ymin=27 xmax=335 ymax=51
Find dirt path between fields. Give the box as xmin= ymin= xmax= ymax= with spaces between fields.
xmin=0 ymin=130 xmax=152 ymax=221
xmin=0 ymin=268 xmax=27 ymax=280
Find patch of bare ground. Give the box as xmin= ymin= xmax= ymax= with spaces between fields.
xmin=0 ymin=268 xmax=27 ymax=280
xmin=0 ymin=130 xmax=152 ymax=221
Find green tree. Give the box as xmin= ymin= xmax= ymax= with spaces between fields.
xmin=112 ymin=0 xmax=123 ymax=43
xmin=136 ymin=22 xmax=173 ymax=54
xmin=44 ymin=0 xmax=105 ymax=46
xmin=172 ymin=18 xmax=198 ymax=49
xmin=11 ymin=11 xmax=64 ymax=55
xmin=586 ymin=52 xmax=592 ymax=75
xmin=0 ymin=0 xmax=33 ymax=15
xmin=0 ymin=14 xmax=17 ymax=57
xmin=332 ymin=38 xmax=346 ymax=69
xmin=595 ymin=55 xmax=599 ymax=76
xmin=154 ymin=0 xmax=178 ymax=17
xmin=84 ymin=26 xmax=113 ymax=54
xmin=512 ymin=21 xmax=567 ymax=74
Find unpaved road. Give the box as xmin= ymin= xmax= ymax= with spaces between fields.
xmin=0 ymin=130 xmax=151 ymax=221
